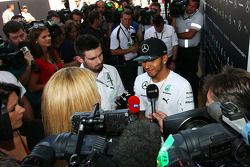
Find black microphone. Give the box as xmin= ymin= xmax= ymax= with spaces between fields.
xmin=146 ymin=84 xmax=159 ymax=116
xmin=112 ymin=120 xmax=161 ymax=167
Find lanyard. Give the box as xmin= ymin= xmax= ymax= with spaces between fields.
xmin=96 ymin=79 xmax=114 ymax=89
xmin=155 ymin=31 xmax=164 ymax=40
xmin=120 ymin=26 xmax=131 ymax=43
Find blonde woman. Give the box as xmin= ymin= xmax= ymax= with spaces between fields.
xmin=42 ymin=67 xmax=100 ymax=136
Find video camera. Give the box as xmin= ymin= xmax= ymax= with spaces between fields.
xmin=21 ymin=103 xmax=136 ymax=167
xmin=81 ymin=3 xmax=97 ymax=20
xmin=169 ymin=0 xmax=187 ymax=17
xmin=104 ymin=3 xmax=122 ymax=23
xmin=57 ymin=9 xmax=71 ymax=23
xmin=159 ymin=102 xmax=250 ymax=167
xmin=0 ymin=39 xmax=27 ymax=69
xmin=139 ymin=8 xmax=157 ymax=25
xmin=71 ymin=103 xmax=134 ymax=136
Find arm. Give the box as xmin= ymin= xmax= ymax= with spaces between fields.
xmin=110 ymin=28 xmax=138 ymax=56
xmin=136 ymin=24 xmax=144 ymax=43
xmin=171 ymin=27 xmax=178 ymax=61
xmin=177 ymin=29 xmax=198 ymax=39
xmin=172 ymin=45 xmax=178 ymax=61
xmin=177 ymin=16 xmax=203 ymax=39
xmin=171 ymin=17 xmax=177 ymax=31
xmin=178 ymin=83 xmax=195 ymax=112
xmin=28 ymin=73 xmax=44 ymax=92
xmin=110 ymin=45 xmax=138 ymax=56
xmin=133 ymin=76 xmax=146 ymax=120
xmin=168 ymin=45 xmax=178 ymax=70
xmin=18 ymin=52 xmax=34 ymax=85
xmin=153 ymin=111 xmax=167 ymax=133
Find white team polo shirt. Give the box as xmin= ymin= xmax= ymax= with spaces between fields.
xmin=134 ymin=71 xmax=194 ymax=117
xmin=81 ymin=64 xmax=125 ymax=111
xmin=110 ymin=23 xmax=137 ymax=61
xmin=144 ymin=24 xmax=178 ymax=57
xmin=175 ymin=10 xmax=203 ymax=48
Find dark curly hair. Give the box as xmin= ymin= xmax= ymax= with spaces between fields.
xmin=0 ymin=82 xmax=21 ymax=106
xmin=112 ymin=120 xmax=161 ymax=167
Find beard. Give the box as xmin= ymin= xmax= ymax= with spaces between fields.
xmin=84 ymin=63 xmax=103 ymax=73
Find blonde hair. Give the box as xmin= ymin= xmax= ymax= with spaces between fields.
xmin=42 ymin=67 xmax=100 ymax=136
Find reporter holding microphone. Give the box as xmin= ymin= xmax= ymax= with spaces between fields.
xmin=133 ymin=38 xmax=194 ymax=122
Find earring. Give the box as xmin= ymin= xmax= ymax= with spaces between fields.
xmin=35 ymin=41 xmax=38 ymax=44
xmin=163 ymin=61 xmax=166 ymax=64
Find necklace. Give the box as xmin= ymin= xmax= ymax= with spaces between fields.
xmin=150 ymin=77 xmax=168 ymax=94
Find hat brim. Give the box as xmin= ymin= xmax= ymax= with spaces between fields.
xmin=133 ymin=55 xmax=160 ymax=62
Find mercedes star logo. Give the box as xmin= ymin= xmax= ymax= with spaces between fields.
xmin=141 ymin=44 xmax=149 ymax=53
xmin=142 ymin=81 xmax=148 ymax=89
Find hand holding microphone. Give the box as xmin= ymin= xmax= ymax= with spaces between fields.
xmin=22 ymin=47 xmax=34 ymax=66
xmin=19 ymin=42 xmax=34 ymax=66
xmin=153 ymin=111 xmax=167 ymax=133
xmin=19 ymin=42 xmax=40 ymax=72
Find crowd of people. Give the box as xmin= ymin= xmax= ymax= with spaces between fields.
xmin=0 ymin=0 xmax=250 ymax=166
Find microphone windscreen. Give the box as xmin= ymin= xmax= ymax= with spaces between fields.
xmin=128 ymin=96 xmax=140 ymax=113
xmin=207 ymin=102 xmax=222 ymax=122
xmin=146 ymin=84 xmax=159 ymax=99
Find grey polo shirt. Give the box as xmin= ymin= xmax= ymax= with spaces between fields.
xmin=175 ymin=10 xmax=203 ymax=48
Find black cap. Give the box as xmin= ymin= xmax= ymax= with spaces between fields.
xmin=134 ymin=38 xmax=168 ymax=62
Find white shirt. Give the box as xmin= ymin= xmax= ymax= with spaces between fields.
xmin=81 ymin=64 xmax=125 ymax=111
xmin=175 ymin=10 xmax=203 ymax=48
xmin=2 ymin=9 xmax=14 ymax=24
xmin=110 ymin=23 xmax=137 ymax=61
xmin=144 ymin=24 xmax=178 ymax=57
xmin=21 ymin=12 xmax=35 ymax=23
xmin=134 ymin=71 xmax=194 ymax=117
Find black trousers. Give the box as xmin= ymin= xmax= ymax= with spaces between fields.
xmin=176 ymin=44 xmax=200 ymax=106
xmin=114 ymin=60 xmax=138 ymax=95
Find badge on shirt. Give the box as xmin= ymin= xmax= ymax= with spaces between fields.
xmin=165 ymin=84 xmax=171 ymax=92
xmin=107 ymin=73 xmax=113 ymax=86
xmin=142 ymin=81 xmax=148 ymax=89
xmin=127 ymin=42 xmax=132 ymax=48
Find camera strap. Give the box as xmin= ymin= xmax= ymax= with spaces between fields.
xmin=68 ymin=122 xmax=85 ymax=167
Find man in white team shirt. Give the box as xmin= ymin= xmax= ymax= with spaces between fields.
xmin=75 ymin=34 xmax=125 ymax=111
xmin=134 ymin=38 xmax=194 ymax=118
xmin=144 ymin=15 xmax=178 ymax=70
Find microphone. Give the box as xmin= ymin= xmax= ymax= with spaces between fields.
xmin=127 ymin=96 xmax=140 ymax=114
xmin=112 ymin=120 xmax=162 ymax=167
xmin=146 ymin=84 xmax=159 ymax=115
xmin=19 ymin=42 xmax=40 ymax=73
